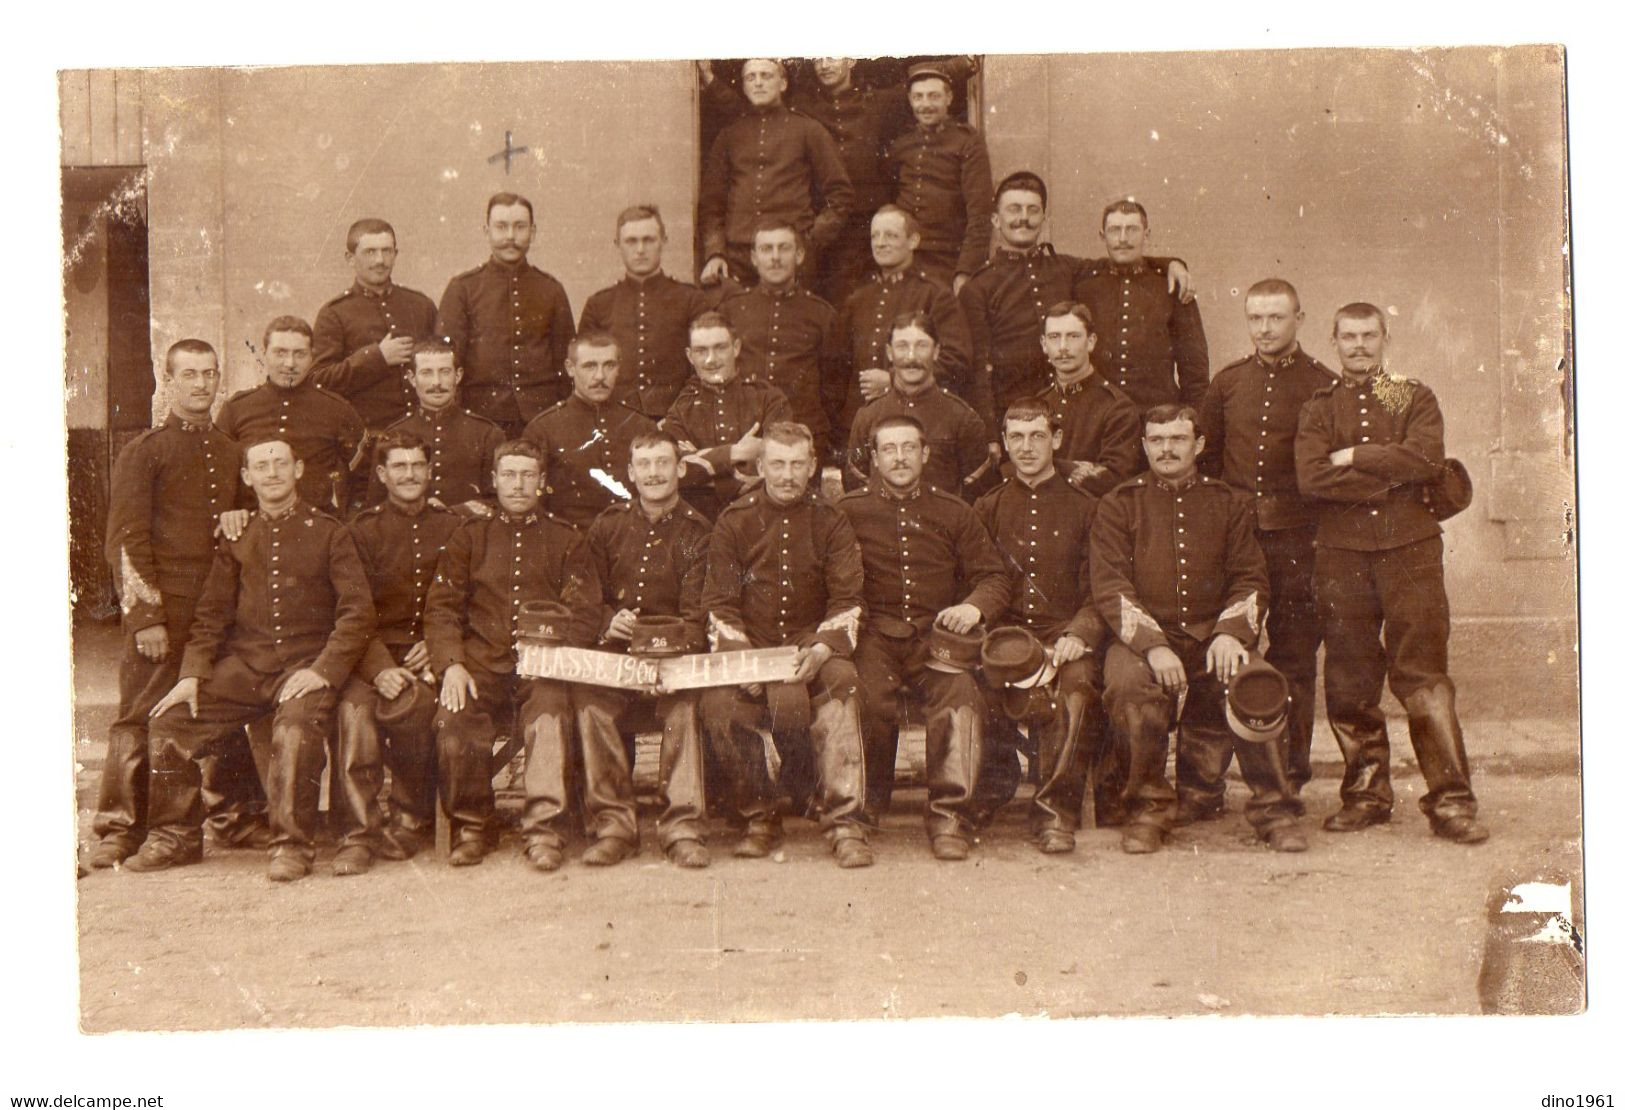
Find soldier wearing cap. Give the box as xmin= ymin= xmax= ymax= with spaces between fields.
xmin=697 ymin=59 xmax=854 ymax=292
xmin=217 ymin=315 xmax=366 ymax=515
xmin=837 ymin=414 xmax=1010 ymax=856
xmin=971 ymin=398 xmax=1117 ymax=852
xmin=1033 ymin=301 xmax=1142 ymax=498
xmin=660 ymin=311 xmax=793 ymax=520
xmin=698 ymin=421 xmax=874 ymax=868
xmin=1071 ymin=199 xmax=1209 ymax=418
xmin=435 ymin=192 xmax=576 ymax=437
xmin=720 ymin=220 xmax=842 ymax=461
xmin=310 ymin=217 xmax=439 ymax=508
xmin=423 ymin=439 xmax=594 ymax=869
xmin=1295 ymin=302 xmax=1486 ymax=843
xmin=372 ymin=337 xmax=505 ymax=514
xmin=846 ymin=310 xmax=996 ymax=498
xmin=332 ymin=431 xmax=462 ymax=875
xmin=130 ymin=435 xmax=377 ymax=881
xmin=959 ymin=172 xmax=1190 ymax=425
xmin=1091 ymin=404 xmax=1305 ymax=854
xmin=578 ymin=205 xmax=714 ymax=420
xmin=571 ymin=430 xmax=714 ymax=868
xmin=835 ymin=205 xmax=983 ymax=433
xmin=89 ymin=339 xmax=267 ymax=869
xmin=1197 ymin=278 xmax=1337 ymax=795
xmin=884 ymin=62 xmax=993 ymax=295
xmin=521 ymin=330 xmax=656 ymax=529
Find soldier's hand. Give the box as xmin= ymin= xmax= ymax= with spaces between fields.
xmin=1146 ymin=646 xmax=1186 ymax=695
xmin=374 ymin=667 xmax=415 ymax=701
xmin=402 ymin=640 xmax=430 ymax=672
xmin=134 ymin=624 xmax=170 ymax=662
xmin=1052 ymin=634 xmax=1089 ymax=665
xmin=1065 ymin=460 xmax=1107 ymax=488
xmin=729 ymin=422 xmax=764 ymax=466
xmin=700 ymin=256 xmax=730 ymax=286
xmin=378 ymin=332 xmax=415 ymax=366
xmin=789 ymin=642 xmax=833 ymax=685
xmin=1206 ymin=634 xmax=1249 ymax=684
xmin=440 ymin=663 xmax=477 ymax=712
xmin=858 ymin=368 xmax=891 ymax=401
xmin=606 ymin=608 xmax=640 ymax=642
xmin=1329 ymin=448 xmax=1356 ymax=467
xmin=278 ymin=668 xmax=330 ymax=703
xmin=935 ymin=603 xmax=981 ymax=635
xmin=953 ymin=273 xmax=971 ymax=295
xmin=1167 ymin=260 xmax=1194 ymax=304
xmin=149 ymin=676 xmax=199 ymax=719
xmin=215 ymin=509 xmax=251 ymax=542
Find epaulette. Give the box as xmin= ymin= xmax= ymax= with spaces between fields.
xmin=319 ymin=287 xmax=356 ymax=310
xmin=1218 ymin=353 xmax=1254 ymax=375
xmin=718 ymin=487 xmax=765 ymax=518
xmin=535 ymin=398 xmax=570 ymax=419
xmin=1099 ymin=378 xmax=1135 ymax=406
xmin=1310 ymin=356 xmax=1339 ymax=381
xmin=464 ymin=410 xmax=504 ymax=431
xmin=127 ymin=424 xmax=167 ymax=450
xmin=936 ymin=389 xmax=979 ymax=418
xmin=451 ymin=262 xmax=486 ymax=282
xmin=797 ymin=288 xmax=836 ymax=312
xmin=925 ymin=484 xmax=973 ymax=509
xmin=305 ymin=504 xmax=341 ymax=524
xmin=835 ymin=487 xmax=874 ymax=507
xmin=1309 ymin=380 xmax=1341 ymax=400
xmin=674 ymin=500 xmax=710 ymax=525
xmin=1109 ymin=474 xmax=1153 ymax=497
xmin=350 ymin=503 xmax=384 ymax=520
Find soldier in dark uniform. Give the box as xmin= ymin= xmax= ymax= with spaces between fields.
xmin=373 ymin=337 xmax=505 ymax=514
xmin=521 ymin=330 xmax=656 ymax=529
xmin=959 ymin=172 xmax=1191 ymax=425
xmin=310 ymin=217 xmax=439 ymax=508
xmin=885 ymin=62 xmax=993 ymax=294
xmin=838 ymin=415 xmax=1009 ymax=857
xmin=836 ymin=205 xmax=984 ymax=433
xmin=972 ymin=399 xmax=1118 ymax=851
xmin=1197 ymin=279 xmax=1337 ymax=797
xmin=571 ymin=431 xmax=714 ymax=868
xmin=90 ymin=339 xmax=266 ymax=869
xmin=130 ymin=435 xmax=377 ymax=881
xmin=720 ymin=220 xmax=841 ymax=462
xmin=660 ymin=311 xmax=792 ymax=520
xmin=1091 ymin=404 xmax=1306 ymax=855
xmin=435 ymin=193 xmax=576 ymax=437
xmin=698 ymin=422 xmax=874 ymax=868
xmin=217 ymin=315 xmax=365 ymax=515
xmin=332 ymin=431 xmax=462 ymax=874
xmin=697 ymin=59 xmax=854 ymax=292
xmin=1071 ymin=200 xmax=1209 ymax=418
xmin=423 ymin=440 xmax=593 ymax=870
xmin=846 ymin=311 xmax=995 ymax=498
xmin=578 ymin=205 xmax=714 ymax=420
xmin=1295 ymin=303 xmax=1486 ymax=843
xmin=1033 ymin=301 xmax=1142 ymax=498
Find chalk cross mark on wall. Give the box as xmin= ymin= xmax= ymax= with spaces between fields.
xmin=487 ymin=131 xmax=530 ymax=173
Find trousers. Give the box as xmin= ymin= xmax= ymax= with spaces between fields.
xmin=996 ymin=656 xmax=1113 ymax=836
xmin=1258 ymin=526 xmax=1322 ymax=787
xmin=334 ymin=675 xmax=437 ymax=851
xmin=572 ymin=685 xmax=706 ymax=849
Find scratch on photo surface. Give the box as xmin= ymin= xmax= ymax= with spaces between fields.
xmin=62 ymin=171 xmax=147 ymax=275
xmin=209 ymin=961 xmax=270 ymax=1023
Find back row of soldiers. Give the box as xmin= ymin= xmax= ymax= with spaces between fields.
xmin=87 ymin=57 xmax=1485 ymax=878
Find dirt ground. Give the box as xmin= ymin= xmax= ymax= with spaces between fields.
xmin=75 ymin=761 xmax=1583 ymax=1031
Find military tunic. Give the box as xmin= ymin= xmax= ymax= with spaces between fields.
xmin=578 ymin=272 xmax=713 ymax=419
xmin=310 ymin=280 xmax=439 ymax=429
xmin=721 ymin=282 xmax=841 ymax=443
xmin=435 ymin=258 xmax=576 ymax=433
xmin=846 ymin=383 xmax=991 ymax=497
xmin=521 ymin=394 xmax=657 ymax=530
xmin=1071 ymin=259 xmax=1209 ymax=415
xmin=659 ymin=376 xmax=792 ymax=518
xmin=579 ymin=499 xmax=712 ymax=643
xmin=975 ymin=472 xmax=1107 ymax=647
xmin=348 ymin=499 xmax=463 ymax=677
xmin=835 ymin=267 xmax=985 ymax=428
xmin=216 ymin=380 xmax=365 ymax=513
xmin=1035 ymin=373 xmax=1143 ymax=498
xmin=374 ymin=405 xmax=505 ymax=509
xmin=959 ymin=246 xmax=1093 ymax=417
xmin=885 ymin=120 xmax=993 ymax=281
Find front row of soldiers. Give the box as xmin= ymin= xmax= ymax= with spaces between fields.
xmin=92 ymin=295 xmax=1485 ymax=880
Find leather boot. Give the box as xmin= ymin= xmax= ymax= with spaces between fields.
xmin=576 ymin=692 xmax=637 ymax=845
xmin=1324 ymin=703 xmax=1394 ymax=829
xmin=1030 ymin=686 xmax=1096 ymax=838
xmin=335 ymin=694 xmax=384 ymax=852
xmin=1119 ymin=700 xmax=1175 ymax=832
xmin=267 ymin=715 xmax=326 ymax=866
xmin=812 ymin=691 xmax=867 ymax=834
xmin=519 ymin=693 xmax=573 ymax=849
xmin=92 ymin=725 xmax=148 ymax=855
xmin=1401 ymin=680 xmax=1479 ymax=829
xmin=1284 ymin=675 xmax=1317 ymax=791
xmin=924 ymin=698 xmax=983 ymax=841
xmin=863 ymin=723 xmax=901 ymax=822
xmin=656 ymin=694 xmax=708 ymax=851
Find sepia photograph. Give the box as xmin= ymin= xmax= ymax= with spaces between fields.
xmin=13 ymin=5 xmax=1614 ymax=1105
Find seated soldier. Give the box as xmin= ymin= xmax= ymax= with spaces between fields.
xmin=572 ymin=431 xmax=714 ymax=868
xmin=130 ymin=435 xmax=376 ymax=881
xmin=372 ymin=336 xmax=505 ymax=515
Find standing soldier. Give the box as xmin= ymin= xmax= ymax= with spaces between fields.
xmin=130 ymin=436 xmax=376 ymax=880
xmin=332 ymin=431 xmax=462 ymax=874
xmin=885 ymin=62 xmax=992 ymax=294
xmin=1197 ymin=279 xmax=1337 ymax=796
xmin=521 ymin=331 xmax=656 ymax=530
xmin=721 ymin=220 xmax=842 ymax=461
xmin=960 ymin=173 xmax=1191 ymax=425
xmin=423 ymin=440 xmax=592 ymax=870
xmin=838 ymin=415 xmax=1009 ymax=856
xmin=217 ymin=316 xmax=365 ymax=515
xmin=697 ymin=59 xmax=854 ymax=291
xmin=578 ymin=205 xmax=713 ymax=420
xmin=1033 ymin=301 xmax=1142 ymax=498
xmin=660 ymin=312 xmax=792 ymax=520
xmin=1071 ymin=200 xmax=1209 ymax=418
xmin=572 ymin=431 xmax=714 ymax=869
xmin=1295 ymin=303 xmax=1486 ymax=843
xmin=89 ymin=339 xmax=265 ymax=868
xmin=699 ymin=422 xmax=874 ymax=868
xmin=374 ymin=337 xmax=505 ymax=515
xmin=1091 ymin=405 xmax=1306 ymax=855
xmin=436 ymin=193 xmax=576 ymax=437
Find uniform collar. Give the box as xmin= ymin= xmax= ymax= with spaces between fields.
xmin=1052 ymin=366 xmax=1097 ymax=394
xmin=995 ymin=243 xmax=1049 ymax=263
xmin=1107 ymin=258 xmax=1150 ymax=277
xmin=623 ymin=269 xmax=666 ymax=287
xmin=165 ymin=412 xmax=211 ymax=433
xmin=1256 ymin=344 xmax=1301 ymax=370
xmin=878 ymin=267 xmax=910 ymax=286
xmin=266 ymin=378 xmax=313 ymax=395
xmin=696 ymin=375 xmax=738 ymax=396
xmin=891 ymin=378 xmax=941 ymax=402
xmin=763 ymin=279 xmax=799 ymax=299
xmin=418 ymin=403 xmax=460 ymax=424
xmin=878 ymin=480 xmax=923 ymax=502
xmin=385 ymin=497 xmax=429 ymax=518
xmin=354 ymin=280 xmax=394 ymax=299
xmin=567 ymin=391 xmax=616 ymax=415
xmin=487 ymin=255 xmax=530 ymax=275
xmin=1013 ymin=468 xmax=1060 ymax=492
xmin=259 ymin=497 xmax=302 ymax=522
xmin=1340 ymin=366 xmax=1385 ymax=390
xmin=498 ymin=508 xmax=540 ymax=525
xmin=1153 ymin=471 xmax=1200 ymax=493
xmin=638 ymin=497 xmax=680 ymax=523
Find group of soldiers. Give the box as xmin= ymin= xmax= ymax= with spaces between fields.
xmin=85 ymin=56 xmax=1486 ymax=883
